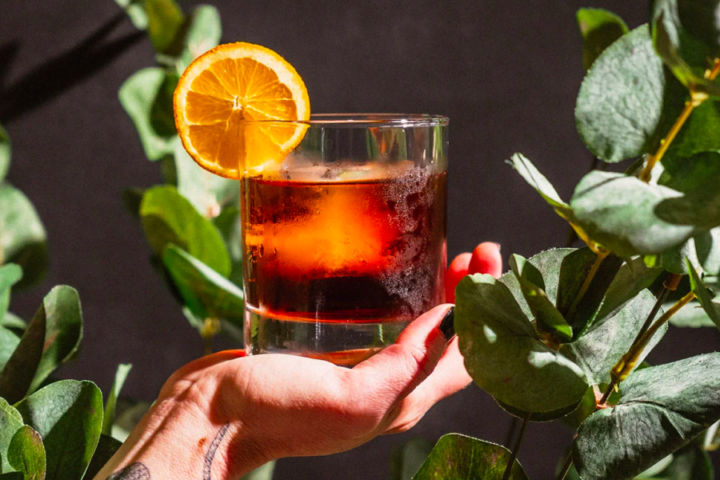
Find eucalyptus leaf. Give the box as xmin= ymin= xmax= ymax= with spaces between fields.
xmin=175 ymin=5 xmax=222 ymax=71
xmin=677 ymin=0 xmax=720 ymax=55
xmin=561 ymin=290 xmax=665 ymax=385
xmin=118 ymin=68 xmax=180 ymax=161
xmin=665 ymin=100 xmax=720 ymax=159
xmin=510 ymin=254 xmax=572 ymax=342
xmin=114 ymin=0 xmax=148 ymax=30
xmin=162 ymin=245 xmax=243 ymax=332
xmin=84 ymin=435 xmax=123 ymax=480
xmin=573 ymin=353 xmax=720 ymax=480
xmin=0 ymin=124 xmax=10 ymax=183
xmin=212 ymin=206 xmax=243 ymax=286
xmin=0 ymin=327 xmax=20 ymax=372
xmin=0 ymin=264 xmax=23 ymax=323
xmin=140 ymin=186 xmax=231 ymax=276
xmin=455 ymin=273 xmax=588 ymax=416
xmin=103 ymin=364 xmax=132 ymax=436
xmin=595 ymin=256 xmax=663 ymax=321
xmin=1 ymin=313 xmax=25 ymax=332
xmin=704 ymin=421 xmax=720 ymax=451
xmin=576 ymin=8 xmax=629 ymax=70
xmin=570 ymin=171 xmax=695 ymax=257
xmin=413 ymin=434 xmax=528 ymax=480
xmin=669 ymin=300 xmax=720 ymax=327
xmin=16 ymin=380 xmax=103 ymax=480
xmin=0 ymin=286 xmax=83 ymax=404
xmin=7 ymin=426 xmax=45 ymax=480
xmin=659 ymin=228 xmax=720 ymax=275
xmin=111 ymin=401 xmax=151 ymax=443
xmin=0 ymin=398 xmax=24 ymax=474
xmin=507 ymin=153 xmax=569 ymax=210
xmin=687 ymin=261 xmax=720 ymax=329
xmin=145 ymin=0 xmax=185 ymax=53
xmin=0 ymin=184 xmax=48 ymax=289
xmin=638 ymin=444 xmax=713 ymax=479
xmin=174 ymin=145 xmax=239 ymax=219
xmin=240 ymin=462 xmax=276 ymax=480
xmin=391 ymin=438 xmax=433 ymax=480
xmin=556 ymin=248 xmax=624 ymax=335
xmin=576 ymin=26 xmax=686 ymax=163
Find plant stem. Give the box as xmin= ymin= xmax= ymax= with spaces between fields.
xmin=557 ymin=452 xmax=574 ymax=480
xmin=201 ymin=317 xmax=220 ymax=356
xmin=566 ymin=156 xmax=601 ymax=247
xmin=502 ymin=412 xmax=531 ymax=480
xmin=566 ymin=251 xmax=609 ymax=321
xmin=639 ymin=58 xmax=720 ymax=182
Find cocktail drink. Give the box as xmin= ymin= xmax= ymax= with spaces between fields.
xmin=241 ymin=116 xmax=448 ymax=364
xmin=173 ymin=44 xmax=448 ymax=364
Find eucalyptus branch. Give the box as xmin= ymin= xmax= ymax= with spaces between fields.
xmin=201 ymin=317 xmax=220 ymax=356
xmin=566 ymin=156 xmax=601 ymax=247
xmin=557 ymin=452 xmax=573 ymax=480
xmin=639 ymin=58 xmax=720 ymax=182
xmin=502 ymin=412 xmax=531 ymax=480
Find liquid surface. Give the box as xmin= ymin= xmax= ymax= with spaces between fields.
xmin=241 ymin=164 xmax=447 ymax=324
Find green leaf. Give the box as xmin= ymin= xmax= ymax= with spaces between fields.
xmin=7 ymin=426 xmax=45 ymax=480
xmin=212 ymin=206 xmax=243 ymax=286
xmin=455 ymin=273 xmax=588 ymax=416
xmin=704 ymin=420 xmax=720 ymax=451
xmin=677 ymin=0 xmax=720 ymax=55
xmin=510 ymin=254 xmax=572 ymax=342
xmin=174 ymin=5 xmax=222 ymax=71
xmin=118 ymin=68 xmax=180 ymax=161
xmin=561 ymin=290 xmax=666 ymax=385
xmin=145 ymin=0 xmax=185 ymax=53
xmin=0 ymin=398 xmax=24 ymax=473
xmin=577 ymin=8 xmax=629 ymax=70
xmin=0 ymin=124 xmax=10 ymax=183
xmin=114 ymin=0 xmax=148 ymax=30
xmin=596 ymin=256 xmax=663 ymax=321
xmin=687 ymin=260 xmax=720 ymax=329
xmin=556 ymin=249 xmax=624 ymax=335
xmin=507 ymin=153 xmax=571 ymax=213
xmin=413 ymin=434 xmax=528 ymax=480
xmin=0 ymin=184 xmax=48 ymax=289
xmin=660 ymin=228 xmax=720 ymax=275
xmin=669 ymin=300 xmax=720 ymax=327
xmin=638 ymin=444 xmax=713 ymax=479
xmin=0 ymin=286 xmax=83 ymax=403
xmin=573 ymin=353 xmax=720 ymax=480
xmin=0 ymin=264 xmax=23 ymax=323
xmin=111 ymin=401 xmax=151 ymax=443
xmin=576 ymin=26 xmax=687 ymax=163
xmin=174 ymin=145 xmax=239 ymax=219
xmin=84 ymin=435 xmax=122 ymax=480
xmin=0 ymin=328 xmax=20 ymax=372
xmin=102 ymin=364 xmax=132 ymax=436
xmin=240 ymin=462 xmax=276 ymax=480
xmin=0 ymin=474 xmax=23 ymax=479
xmin=1 ymin=313 xmax=25 ymax=332
xmin=570 ymin=171 xmax=695 ymax=256
xmin=665 ymin=100 xmax=720 ymax=159
xmin=15 ymin=381 xmax=102 ymax=480
xmin=391 ymin=438 xmax=434 ymax=480
xmin=162 ymin=245 xmax=243 ymax=330
xmin=140 ymin=186 xmax=231 ymax=276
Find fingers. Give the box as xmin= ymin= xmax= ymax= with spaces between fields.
xmin=469 ymin=242 xmax=503 ymax=278
xmin=446 ymin=252 xmax=472 ymax=303
xmin=383 ymin=336 xmax=471 ymax=434
xmin=350 ymin=304 xmax=452 ymax=411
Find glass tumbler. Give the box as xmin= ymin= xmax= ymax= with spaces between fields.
xmin=241 ymin=114 xmax=448 ymax=365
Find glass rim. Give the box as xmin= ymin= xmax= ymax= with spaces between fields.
xmin=245 ymin=113 xmax=449 ymax=127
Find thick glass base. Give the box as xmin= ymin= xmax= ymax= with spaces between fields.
xmin=244 ymin=306 xmax=410 ymax=366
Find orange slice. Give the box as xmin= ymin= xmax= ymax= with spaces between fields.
xmin=173 ymin=42 xmax=310 ymax=179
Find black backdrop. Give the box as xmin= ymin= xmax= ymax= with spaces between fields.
xmin=2 ymin=0 xmax=719 ymax=478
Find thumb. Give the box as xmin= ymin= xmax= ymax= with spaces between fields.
xmin=351 ymin=304 xmax=452 ymax=408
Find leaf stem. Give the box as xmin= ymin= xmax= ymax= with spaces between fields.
xmin=502 ymin=412 xmax=531 ymax=480
xmin=609 ymin=290 xmax=695 ymax=388
xmin=557 ymin=452 xmax=573 ymax=480
xmin=566 ymin=251 xmax=609 ymax=321
xmin=639 ymin=57 xmax=720 ymax=182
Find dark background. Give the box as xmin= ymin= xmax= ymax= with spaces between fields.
xmin=2 ymin=0 xmax=718 ymax=478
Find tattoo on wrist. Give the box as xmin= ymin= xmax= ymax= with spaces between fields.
xmin=108 ymin=462 xmax=151 ymax=480
xmin=203 ymin=423 xmax=230 ymax=480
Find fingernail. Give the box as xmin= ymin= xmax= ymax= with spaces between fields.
xmin=439 ymin=306 xmax=455 ymax=341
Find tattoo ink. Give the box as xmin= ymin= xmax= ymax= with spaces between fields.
xmin=108 ymin=462 xmax=151 ymax=480
xmin=202 ymin=423 xmax=230 ymax=480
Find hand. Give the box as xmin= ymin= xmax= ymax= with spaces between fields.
xmin=95 ymin=242 xmax=502 ymax=480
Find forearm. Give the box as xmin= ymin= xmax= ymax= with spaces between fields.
xmin=93 ymin=395 xmax=264 ymax=480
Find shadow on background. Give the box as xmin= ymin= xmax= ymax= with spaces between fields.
xmin=0 ymin=13 xmax=143 ymax=124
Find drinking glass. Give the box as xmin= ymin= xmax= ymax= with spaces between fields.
xmin=241 ymin=114 xmax=448 ymax=365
